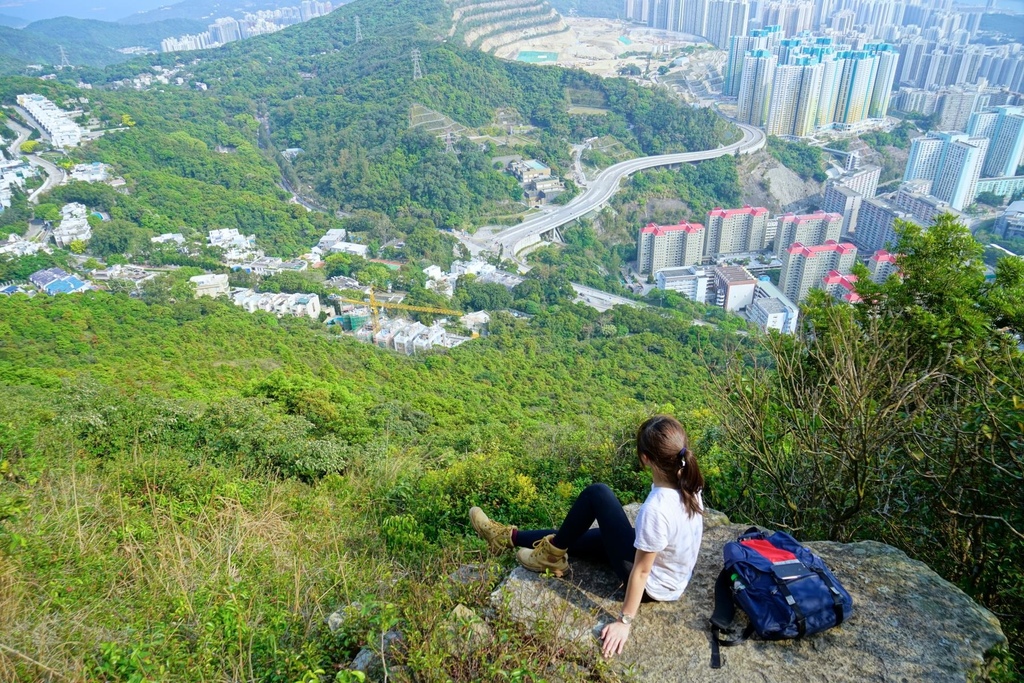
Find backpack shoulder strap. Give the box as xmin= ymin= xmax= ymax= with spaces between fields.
xmin=709 ymin=567 xmax=751 ymax=668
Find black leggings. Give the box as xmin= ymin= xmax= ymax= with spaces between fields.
xmin=516 ymin=483 xmax=637 ymax=585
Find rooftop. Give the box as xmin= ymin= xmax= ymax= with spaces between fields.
xmin=708 ymin=206 xmax=769 ymax=219
xmin=787 ymin=240 xmax=857 ymax=257
xmin=779 ymin=210 xmax=843 ymax=224
xmin=870 ymin=250 xmax=897 ymax=264
xmin=714 ymin=265 xmax=756 ymax=284
xmin=641 ymin=221 xmax=704 ymax=236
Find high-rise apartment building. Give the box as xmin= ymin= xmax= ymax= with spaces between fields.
xmin=637 ymin=222 xmax=706 ymax=274
xmin=822 ymin=184 xmax=863 ymax=238
xmin=867 ymin=44 xmax=899 ymax=118
xmin=966 ymin=106 xmax=1024 ymax=178
xmin=725 ymin=26 xmax=782 ymax=96
xmin=738 ymin=50 xmax=778 ymax=126
xmin=854 ymin=198 xmax=918 ymax=253
xmin=779 ymin=240 xmax=858 ymax=303
xmin=682 ymin=0 xmax=709 ymax=35
xmin=773 ymin=211 xmax=844 ymax=256
xmin=904 ymin=131 xmax=987 ymax=210
xmin=766 ymin=58 xmax=823 ymax=137
xmin=833 ymin=50 xmax=878 ymax=125
xmin=867 ymin=249 xmax=899 ymax=283
xmin=704 ymin=206 xmax=771 ymax=258
xmin=705 ymin=0 xmax=749 ymax=48
xmin=839 ymin=165 xmax=881 ymax=198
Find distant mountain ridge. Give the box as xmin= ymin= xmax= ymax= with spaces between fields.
xmin=0 ymin=16 xmax=205 ymax=73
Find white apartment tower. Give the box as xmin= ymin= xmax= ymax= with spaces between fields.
xmin=637 ymin=221 xmax=707 ymax=274
xmin=966 ymin=106 xmax=1024 ymax=178
xmin=834 ymin=51 xmax=878 ymax=125
xmin=773 ymin=211 xmax=844 ymax=256
xmin=766 ymin=59 xmax=823 ymax=137
xmin=738 ymin=50 xmax=778 ymax=127
xmin=704 ymin=206 xmax=771 ymax=258
xmin=705 ymin=0 xmax=749 ymax=49
xmin=867 ymin=44 xmax=899 ymax=119
xmin=904 ymin=131 xmax=987 ymax=210
xmin=780 ymin=241 xmax=859 ymax=303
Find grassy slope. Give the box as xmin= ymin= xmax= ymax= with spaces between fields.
xmin=0 ymin=292 xmax=731 ymax=680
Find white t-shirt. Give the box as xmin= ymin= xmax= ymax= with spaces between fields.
xmin=633 ymin=485 xmax=703 ymax=601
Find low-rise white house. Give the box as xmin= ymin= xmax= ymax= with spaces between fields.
xmin=52 ymin=203 xmax=92 ymax=249
xmin=229 ymin=288 xmax=321 ymax=319
xmin=190 ymin=273 xmax=230 ymax=298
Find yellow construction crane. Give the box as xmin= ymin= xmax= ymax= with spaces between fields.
xmin=333 ymin=288 xmax=464 ymax=335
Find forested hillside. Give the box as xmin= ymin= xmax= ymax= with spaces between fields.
xmin=124 ymin=0 xmax=731 ymax=229
xmin=0 ymin=0 xmax=1021 ymax=678
xmin=0 ymin=288 xmax=745 ymax=681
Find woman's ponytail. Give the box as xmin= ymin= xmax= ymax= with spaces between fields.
xmin=636 ymin=415 xmax=705 ymax=517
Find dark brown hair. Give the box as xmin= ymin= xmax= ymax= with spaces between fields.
xmin=636 ymin=414 xmax=704 ymax=517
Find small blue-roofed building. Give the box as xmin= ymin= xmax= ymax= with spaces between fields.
xmin=0 ymin=283 xmax=33 ymax=297
xmin=28 ymin=267 xmax=91 ymax=295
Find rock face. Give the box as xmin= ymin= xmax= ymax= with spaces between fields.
xmin=491 ymin=510 xmax=1006 ymax=682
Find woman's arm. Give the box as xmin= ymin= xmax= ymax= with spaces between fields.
xmin=600 ymin=548 xmax=657 ymax=658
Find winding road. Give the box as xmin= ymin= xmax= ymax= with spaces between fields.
xmin=4 ymin=116 xmax=66 ymax=203
xmin=478 ymin=122 xmax=765 ymax=260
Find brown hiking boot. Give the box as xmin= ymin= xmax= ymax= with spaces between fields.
xmin=469 ymin=507 xmax=515 ymax=554
xmin=516 ymin=534 xmax=568 ymax=577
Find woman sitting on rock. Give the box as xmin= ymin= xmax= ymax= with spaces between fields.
xmin=469 ymin=414 xmax=704 ymax=658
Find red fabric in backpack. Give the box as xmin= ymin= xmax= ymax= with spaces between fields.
xmin=739 ymin=538 xmax=797 ymax=563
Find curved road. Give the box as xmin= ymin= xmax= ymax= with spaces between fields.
xmin=4 ymin=117 xmax=66 ymax=203
xmin=487 ymin=122 xmax=766 ymax=259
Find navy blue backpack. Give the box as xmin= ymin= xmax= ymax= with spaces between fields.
xmin=708 ymin=527 xmax=853 ymax=668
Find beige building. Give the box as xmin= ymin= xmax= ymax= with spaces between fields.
xmin=637 ymin=222 xmax=706 ymax=274
xmin=704 ymin=206 xmax=771 ymax=258
xmin=773 ymin=211 xmax=843 ymax=256
xmin=780 ymin=240 xmax=858 ymax=303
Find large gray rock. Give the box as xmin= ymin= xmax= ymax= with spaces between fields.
xmin=491 ymin=511 xmax=1006 ymax=682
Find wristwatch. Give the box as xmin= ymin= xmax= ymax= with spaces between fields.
xmin=619 ymin=612 xmax=634 ymax=626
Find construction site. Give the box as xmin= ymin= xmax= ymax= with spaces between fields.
xmin=325 ymin=289 xmax=488 ymax=354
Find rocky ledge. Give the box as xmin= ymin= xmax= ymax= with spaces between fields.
xmin=490 ymin=507 xmax=1006 ymax=682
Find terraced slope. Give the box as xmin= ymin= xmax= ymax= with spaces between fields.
xmin=449 ymin=0 xmax=570 ymax=54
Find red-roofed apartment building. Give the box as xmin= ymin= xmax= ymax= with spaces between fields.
xmin=780 ymin=240 xmax=859 ymax=303
xmin=704 ymin=206 xmax=771 ymax=259
xmin=773 ymin=211 xmax=844 ymax=257
xmin=867 ymin=249 xmax=899 ymax=283
xmin=637 ymin=221 xmax=705 ymax=274
xmin=822 ymin=270 xmax=862 ymax=303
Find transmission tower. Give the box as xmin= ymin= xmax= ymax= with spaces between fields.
xmin=354 ymin=16 xmax=363 ymax=43
xmin=57 ymin=45 xmax=73 ymax=69
xmin=412 ymin=49 xmax=423 ymax=80
xmin=444 ymin=132 xmax=458 ymax=155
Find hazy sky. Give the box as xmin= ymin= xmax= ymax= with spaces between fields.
xmin=0 ymin=0 xmax=174 ymax=22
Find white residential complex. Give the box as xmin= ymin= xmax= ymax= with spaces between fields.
xmin=162 ymin=1 xmax=336 ymax=52
xmin=16 ymin=94 xmax=82 ymax=149
xmin=779 ymin=240 xmax=859 ymax=303
xmin=637 ymin=221 xmax=706 ymax=273
xmin=903 ymin=131 xmax=987 ymax=210
xmin=966 ymin=106 xmax=1024 ymax=179
xmin=730 ymin=34 xmax=899 ymax=135
xmin=52 ymin=203 xmax=92 ymax=249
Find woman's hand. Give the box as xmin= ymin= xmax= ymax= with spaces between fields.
xmin=600 ymin=620 xmax=631 ymax=658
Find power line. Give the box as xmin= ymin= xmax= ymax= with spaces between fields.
xmin=412 ymin=49 xmax=423 ymax=80
xmin=57 ymin=45 xmax=72 ymax=69
xmin=354 ymin=16 xmax=363 ymax=43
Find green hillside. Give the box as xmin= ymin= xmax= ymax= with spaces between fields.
xmin=155 ymin=0 xmax=730 ymax=228
xmin=0 ymin=0 xmax=1020 ymax=677
xmin=25 ymin=17 xmax=207 ymax=50
xmin=0 ymin=25 xmax=126 ymax=70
